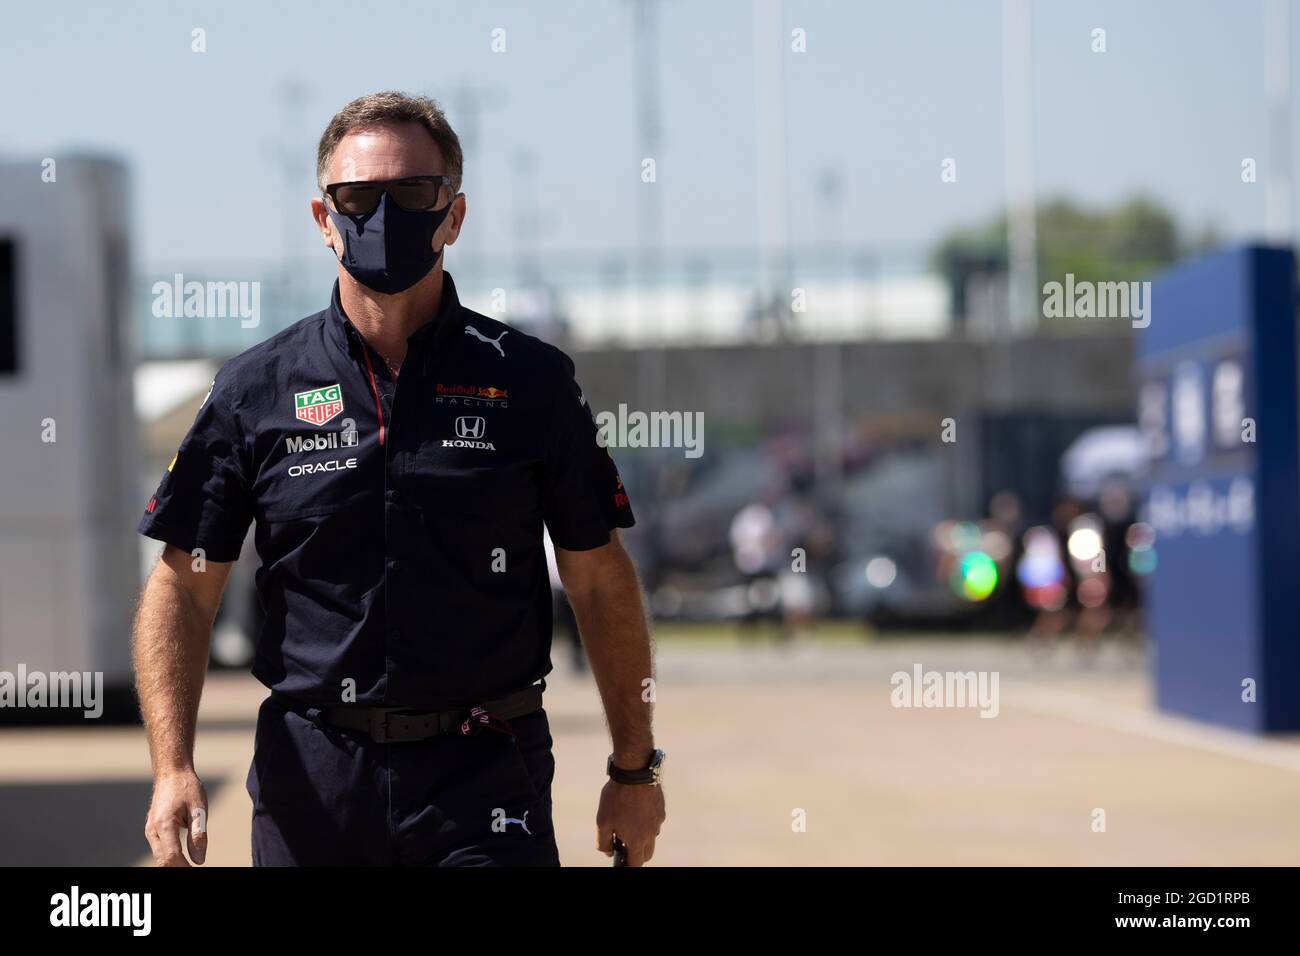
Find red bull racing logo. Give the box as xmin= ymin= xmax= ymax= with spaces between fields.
xmin=435 ymin=383 xmax=509 ymax=408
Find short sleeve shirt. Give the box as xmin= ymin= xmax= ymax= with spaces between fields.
xmin=138 ymin=273 xmax=634 ymax=707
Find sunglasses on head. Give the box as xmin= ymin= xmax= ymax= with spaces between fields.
xmin=324 ymin=175 xmax=454 ymax=216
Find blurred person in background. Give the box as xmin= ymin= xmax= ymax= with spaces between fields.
xmin=1063 ymin=481 xmax=1142 ymax=658
xmin=1066 ymin=508 xmax=1110 ymax=660
xmin=729 ymin=492 xmax=785 ymax=636
xmin=1097 ymin=479 xmax=1145 ymax=644
xmin=774 ymin=494 xmax=834 ymax=641
xmin=984 ymin=490 xmax=1030 ymax=630
xmin=1022 ymin=497 xmax=1082 ymax=655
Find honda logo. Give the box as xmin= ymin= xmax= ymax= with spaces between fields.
xmin=455 ymin=416 xmax=486 ymax=439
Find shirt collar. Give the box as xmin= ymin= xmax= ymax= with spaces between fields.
xmin=326 ymin=271 xmax=463 ymax=367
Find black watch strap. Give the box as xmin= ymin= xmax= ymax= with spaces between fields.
xmin=607 ymin=748 xmax=665 ymax=786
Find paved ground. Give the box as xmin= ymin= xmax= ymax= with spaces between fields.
xmin=3 ymin=634 xmax=1300 ymax=866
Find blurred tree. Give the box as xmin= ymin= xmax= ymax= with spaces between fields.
xmin=932 ymin=197 xmax=1216 ymax=327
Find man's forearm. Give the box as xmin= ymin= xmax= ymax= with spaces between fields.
xmin=566 ymin=549 xmax=656 ymax=767
xmin=132 ymin=568 xmax=213 ymax=775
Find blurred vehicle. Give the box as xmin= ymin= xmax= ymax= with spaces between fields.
xmin=649 ymin=438 xmax=836 ymax=622
xmin=638 ymin=419 xmax=1152 ymax=632
xmin=1060 ymin=425 xmax=1145 ymax=500
xmin=0 ymin=157 xmax=140 ymax=721
xmin=657 ymin=447 xmax=786 ymax=574
xmin=835 ymin=424 xmax=1149 ymax=633
xmin=828 ymin=447 xmax=971 ymax=628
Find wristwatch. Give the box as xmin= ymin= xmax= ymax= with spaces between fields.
xmin=607 ymin=748 xmax=666 ymax=786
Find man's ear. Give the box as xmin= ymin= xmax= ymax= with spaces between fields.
xmin=310 ymin=196 xmax=339 ymax=254
xmin=441 ymin=194 xmax=467 ymax=248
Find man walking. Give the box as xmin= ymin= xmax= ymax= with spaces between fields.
xmin=133 ymin=91 xmax=665 ymax=866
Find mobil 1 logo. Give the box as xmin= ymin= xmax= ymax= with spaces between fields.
xmin=285 ymin=417 xmax=359 ymax=455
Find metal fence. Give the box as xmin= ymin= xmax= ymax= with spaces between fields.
xmin=133 ymin=244 xmax=949 ymax=360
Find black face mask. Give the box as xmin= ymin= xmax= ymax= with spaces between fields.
xmin=327 ymin=192 xmax=451 ymax=295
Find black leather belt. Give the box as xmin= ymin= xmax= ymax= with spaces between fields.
xmin=271 ymin=682 xmax=544 ymax=744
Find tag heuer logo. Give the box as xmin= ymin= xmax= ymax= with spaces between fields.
xmin=294 ymin=384 xmax=344 ymax=426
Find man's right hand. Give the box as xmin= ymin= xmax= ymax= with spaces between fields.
xmin=144 ymin=769 xmax=209 ymax=866
xmin=135 ymin=547 xmax=232 ymax=867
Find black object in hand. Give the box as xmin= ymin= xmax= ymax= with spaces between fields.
xmin=612 ymin=837 xmax=628 ymax=867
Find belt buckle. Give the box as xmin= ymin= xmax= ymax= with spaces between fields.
xmin=369 ymin=708 xmax=396 ymax=744
xmin=370 ymin=707 xmax=434 ymax=743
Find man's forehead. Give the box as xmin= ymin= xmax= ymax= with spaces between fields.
xmin=331 ymin=123 xmax=444 ymax=182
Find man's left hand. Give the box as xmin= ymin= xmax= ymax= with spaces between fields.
xmin=596 ymin=779 xmax=666 ymax=866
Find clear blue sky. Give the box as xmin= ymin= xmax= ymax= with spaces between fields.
xmin=0 ymin=0 xmax=1288 ymax=269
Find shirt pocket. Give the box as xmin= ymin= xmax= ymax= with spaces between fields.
xmin=407 ymin=470 xmax=526 ymax=594
xmin=403 ymin=453 xmax=545 ymax=540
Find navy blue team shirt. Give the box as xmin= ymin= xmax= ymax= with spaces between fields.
xmin=139 ymin=273 xmax=634 ymax=708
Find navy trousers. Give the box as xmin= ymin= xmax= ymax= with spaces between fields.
xmin=246 ymin=695 xmax=561 ymax=866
